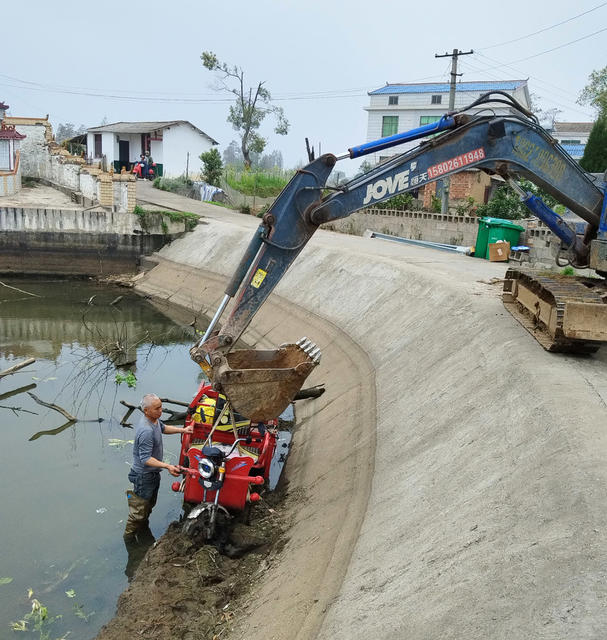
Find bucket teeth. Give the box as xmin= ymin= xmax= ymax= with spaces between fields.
xmin=295 ymin=337 xmax=321 ymax=363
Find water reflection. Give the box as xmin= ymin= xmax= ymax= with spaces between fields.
xmin=0 ymin=278 xmax=202 ymax=639
xmin=123 ymin=526 xmax=156 ymax=581
xmin=0 ymin=278 xmax=188 ymax=366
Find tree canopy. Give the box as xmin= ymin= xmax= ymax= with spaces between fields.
xmin=580 ymin=114 xmax=607 ymax=173
xmin=201 ymin=52 xmax=289 ymax=169
xmin=577 ymin=66 xmax=607 ymax=116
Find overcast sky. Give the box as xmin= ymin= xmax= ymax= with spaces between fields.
xmin=1 ymin=0 xmax=604 ymax=174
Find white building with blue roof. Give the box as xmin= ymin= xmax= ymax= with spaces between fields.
xmin=551 ymin=122 xmax=593 ymax=161
xmin=364 ymin=80 xmax=531 ymax=165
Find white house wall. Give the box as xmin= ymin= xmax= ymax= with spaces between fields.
xmin=364 ymin=88 xmax=531 ymax=165
xmin=162 ymin=124 xmax=214 ymax=178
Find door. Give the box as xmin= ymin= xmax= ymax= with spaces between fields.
xmin=119 ymin=140 xmax=130 ymax=171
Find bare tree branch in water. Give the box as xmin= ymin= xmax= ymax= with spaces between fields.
xmin=0 ymin=404 xmax=38 ymax=415
xmin=119 ymin=399 xmax=187 ymax=426
xmin=0 ymin=280 xmax=41 ymax=298
xmin=0 ymin=358 xmax=36 ymax=379
xmin=27 ymin=392 xmax=77 ymax=421
xmin=29 ymin=419 xmax=77 ymax=441
xmin=0 ymin=383 xmax=37 ymax=402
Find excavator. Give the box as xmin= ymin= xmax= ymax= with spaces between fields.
xmin=189 ymin=91 xmax=607 ymax=421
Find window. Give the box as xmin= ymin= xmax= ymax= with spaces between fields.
xmin=419 ymin=116 xmax=441 ymax=126
xmin=0 ymin=140 xmax=9 ymax=170
xmin=382 ymin=115 xmax=398 ymax=137
xmin=431 ymin=95 xmax=442 ymax=104
xmin=388 ymin=96 xmax=398 ymax=105
xmin=94 ymin=134 xmax=102 ymax=158
xmin=561 ymin=139 xmax=581 ymax=145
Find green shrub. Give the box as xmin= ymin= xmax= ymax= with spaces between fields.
xmin=430 ymin=195 xmax=442 ymax=213
xmin=375 ymin=193 xmax=414 ymax=210
xmin=225 ymin=168 xmax=292 ymax=198
xmin=455 ymin=196 xmax=477 ymax=216
xmin=200 ymin=148 xmax=223 ymax=186
xmin=133 ymin=206 xmax=199 ymax=232
xmin=154 ymin=175 xmax=193 ymax=193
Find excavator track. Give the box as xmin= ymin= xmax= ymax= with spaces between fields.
xmin=503 ymin=269 xmax=607 ymax=354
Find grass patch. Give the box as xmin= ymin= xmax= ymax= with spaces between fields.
xmin=225 ymin=169 xmax=292 ymax=198
xmin=133 ymin=205 xmax=199 ymax=232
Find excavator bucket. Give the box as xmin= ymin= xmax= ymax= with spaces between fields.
xmin=210 ymin=339 xmax=321 ymax=422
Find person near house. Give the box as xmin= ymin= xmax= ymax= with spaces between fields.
xmin=145 ymin=150 xmax=154 ymax=179
xmin=139 ymin=153 xmax=147 ymax=180
xmin=124 ymin=394 xmax=192 ymax=538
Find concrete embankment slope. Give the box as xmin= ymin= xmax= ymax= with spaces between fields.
xmin=137 ymin=211 xmax=607 ymax=640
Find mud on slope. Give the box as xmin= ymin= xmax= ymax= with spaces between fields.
xmin=95 ymin=488 xmax=296 ymax=640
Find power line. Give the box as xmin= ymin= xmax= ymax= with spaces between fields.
xmin=459 ymin=58 xmax=595 ymax=119
xmin=472 ymin=27 xmax=607 ymax=74
xmin=0 ymin=70 xmax=452 ymax=106
xmin=473 ymin=52 xmax=585 ymax=104
xmin=478 ymin=1 xmax=607 ymax=50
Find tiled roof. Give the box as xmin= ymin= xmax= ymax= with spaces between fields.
xmin=553 ymin=122 xmax=593 ymax=134
xmin=560 ymin=143 xmax=586 ymax=158
xmin=0 ymin=123 xmax=25 ymax=140
xmin=369 ymin=80 xmax=527 ymax=95
xmin=87 ymin=120 xmax=218 ymax=144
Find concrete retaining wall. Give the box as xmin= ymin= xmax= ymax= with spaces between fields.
xmin=136 ymin=217 xmax=607 ymax=639
xmin=0 ymin=207 xmax=189 ymax=275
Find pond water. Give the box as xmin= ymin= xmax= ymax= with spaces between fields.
xmin=0 ymin=278 xmax=204 ymax=639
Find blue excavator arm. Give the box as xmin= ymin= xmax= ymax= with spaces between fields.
xmin=195 ymin=92 xmax=605 ymax=359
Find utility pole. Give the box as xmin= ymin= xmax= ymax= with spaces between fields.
xmin=434 ymin=48 xmax=473 ymax=213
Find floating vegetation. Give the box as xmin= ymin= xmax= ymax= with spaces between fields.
xmin=108 ymin=438 xmax=134 ymax=449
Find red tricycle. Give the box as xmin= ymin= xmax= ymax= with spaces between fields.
xmin=172 ymin=381 xmax=281 ymax=539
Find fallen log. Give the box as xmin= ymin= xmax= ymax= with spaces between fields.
xmin=27 ymin=392 xmax=76 ymax=422
xmin=0 ymin=383 xmax=37 ymax=402
xmin=0 ymin=358 xmax=36 ymax=379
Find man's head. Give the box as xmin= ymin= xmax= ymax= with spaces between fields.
xmin=141 ymin=394 xmax=162 ymax=423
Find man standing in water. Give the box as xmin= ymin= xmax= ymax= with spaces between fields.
xmin=124 ymin=393 xmax=193 ymax=539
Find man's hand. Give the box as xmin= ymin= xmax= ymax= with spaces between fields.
xmin=183 ymin=425 xmax=194 ymax=435
xmin=166 ymin=464 xmax=182 ymax=477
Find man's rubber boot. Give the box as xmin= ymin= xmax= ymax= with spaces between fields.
xmin=124 ymin=490 xmax=150 ymax=537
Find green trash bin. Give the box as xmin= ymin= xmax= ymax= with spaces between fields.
xmin=475 ymin=217 xmax=525 ymax=259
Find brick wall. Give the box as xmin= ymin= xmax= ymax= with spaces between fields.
xmin=421 ymin=169 xmax=492 ymax=209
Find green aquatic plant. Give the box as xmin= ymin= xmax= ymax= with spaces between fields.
xmin=115 ymin=370 xmax=137 ymax=389
xmin=72 ymin=602 xmax=95 ymax=623
xmin=11 ymin=591 xmax=64 ymax=639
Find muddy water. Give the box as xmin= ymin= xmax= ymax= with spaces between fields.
xmin=0 ymin=278 xmax=203 ymax=639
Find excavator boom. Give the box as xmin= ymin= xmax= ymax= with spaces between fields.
xmin=192 ymin=92 xmax=607 ymax=417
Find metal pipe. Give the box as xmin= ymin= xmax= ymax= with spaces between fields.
xmin=196 ymin=293 xmax=231 ymax=347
